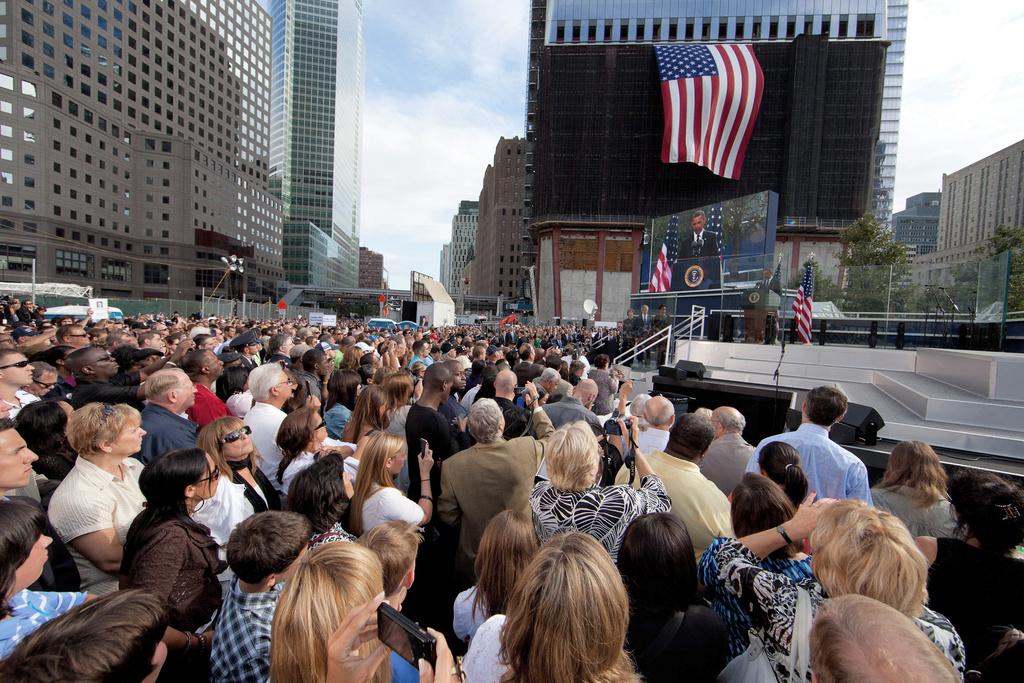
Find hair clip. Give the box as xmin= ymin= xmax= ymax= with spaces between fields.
xmin=101 ymin=403 xmax=115 ymax=419
xmin=784 ymin=463 xmax=795 ymax=471
xmin=997 ymin=503 xmax=1021 ymax=522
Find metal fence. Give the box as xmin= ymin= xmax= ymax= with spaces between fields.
xmin=0 ymin=289 xmax=319 ymax=321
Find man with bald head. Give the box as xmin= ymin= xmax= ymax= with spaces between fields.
xmin=637 ymin=395 xmax=675 ymax=454
xmin=701 ymin=406 xmax=754 ymax=496
xmin=136 ymin=368 xmax=198 ymax=464
xmin=493 ymin=368 xmax=544 ymax=440
xmin=542 ymin=377 xmax=602 ymax=431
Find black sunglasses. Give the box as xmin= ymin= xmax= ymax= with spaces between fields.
xmin=0 ymin=359 xmax=30 ymax=369
xmin=222 ymin=425 xmax=252 ymax=443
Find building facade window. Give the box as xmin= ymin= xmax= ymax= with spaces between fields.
xmin=101 ymin=257 xmax=131 ymax=281
xmin=55 ymin=249 xmax=93 ymax=277
xmin=144 ymin=263 xmax=168 ymax=284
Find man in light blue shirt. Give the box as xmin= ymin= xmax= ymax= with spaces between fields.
xmin=746 ymin=386 xmax=872 ymax=503
xmin=406 ymin=339 xmax=433 ymax=370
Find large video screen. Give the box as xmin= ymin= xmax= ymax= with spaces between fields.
xmin=641 ymin=191 xmax=778 ymax=292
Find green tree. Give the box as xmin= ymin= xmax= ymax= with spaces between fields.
xmin=838 ymin=214 xmax=910 ymax=313
xmin=987 ymin=225 xmax=1024 ymax=312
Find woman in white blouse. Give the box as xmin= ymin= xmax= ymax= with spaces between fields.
xmin=275 ymin=407 xmax=353 ymax=496
xmin=348 ymin=431 xmax=433 ymax=535
xmin=50 ymin=402 xmax=147 ymax=594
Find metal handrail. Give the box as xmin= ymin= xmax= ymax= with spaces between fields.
xmin=613 ymin=325 xmax=671 ymax=367
xmin=614 ymin=306 xmax=707 ymax=367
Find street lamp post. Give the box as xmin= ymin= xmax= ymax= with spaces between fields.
xmin=382 ymin=266 xmax=390 ymax=317
xmin=210 ymin=255 xmax=245 ymax=314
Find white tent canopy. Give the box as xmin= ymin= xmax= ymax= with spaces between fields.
xmin=0 ymin=282 xmax=93 ymax=298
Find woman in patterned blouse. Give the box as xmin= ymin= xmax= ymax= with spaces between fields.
xmin=699 ymin=473 xmax=815 ymax=658
xmin=530 ymin=420 xmax=670 ymax=561
xmin=712 ymin=498 xmax=966 ymax=681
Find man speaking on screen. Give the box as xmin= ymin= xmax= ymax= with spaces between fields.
xmin=679 ymin=210 xmax=721 ymax=258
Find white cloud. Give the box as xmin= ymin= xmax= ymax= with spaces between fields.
xmin=360 ymin=2 xmax=527 ymax=287
xmin=893 ymin=2 xmax=1024 ymax=210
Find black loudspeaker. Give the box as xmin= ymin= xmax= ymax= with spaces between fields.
xmin=818 ymin=319 xmax=828 ymax=345
xmin=789 ymin=317 xmax=798 ymax=344
xmin=660 ymin=360 xmax=706 ymax=380
xmin=722 ymin=314 xmax=735 ymax=343
xmin=831 ymin=403 xmax=885 ymax=446
xmin=785 ymin=408 xmax=802 ymax=431
xmin=868 ymin=321 xmax=878 ymax=348
xmin=895 ymin=322 xmax=906 ymax=350
xmin=401 ymin=301 xmax=417 ymax=322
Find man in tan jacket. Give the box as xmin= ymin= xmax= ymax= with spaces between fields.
xmin=438 ymin=391 xmax=553 ymax=585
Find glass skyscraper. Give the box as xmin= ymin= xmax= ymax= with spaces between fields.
xmin=526 ymin=0 xmax=904 ymax=224
xmin=270 ymin=0 xmax=363 ymax=288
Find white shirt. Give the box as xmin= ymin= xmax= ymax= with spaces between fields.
xmin=192 ymin=473 xmax=254 ymax=587
xmin=453 ymin=586 xmax=488 ymax=643
xmin=3 ymin=390 xmax=39 ymax=418
xmin=245 ymin=402 xmax=287 ymax=491
xmin=226 ymin=391 xmax=254 ymax=418
xmin=636 ymin=427 xmax=670 ymax=455
xmin=360 ymin=486 xmax=424 ymax=532
xmin=463 ymin=615 xmax=508 ymax=683
xmin=48 ymin=457 xmax=146 ymax=595
xmin=460 ymin=385 xmax=481 ymax=412
xmin=281 ymin=452 xmax=316 ymax=495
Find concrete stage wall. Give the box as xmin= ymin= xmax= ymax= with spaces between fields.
xmin=672 ymin=340 xmax=1024 ymax=460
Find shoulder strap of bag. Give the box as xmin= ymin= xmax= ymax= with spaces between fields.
xmin=639 ymin=610 xmax=686 ymax=664
xmin=788 ymin=587 xmax=814 ymax=680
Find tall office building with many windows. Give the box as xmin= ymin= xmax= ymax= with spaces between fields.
xmin=447 ymin=200 xmax=478 ymax=300
xmin=525 ymin=0 xmax=905 ymax=225
xmin=270 ymin=0 xmax=363 ymax=288
xmin=0 ymin=0 xmax=283 ymax=301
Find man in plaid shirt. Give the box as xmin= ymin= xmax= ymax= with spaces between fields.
xmin=210 ymin=512 xmax=310 ymax=683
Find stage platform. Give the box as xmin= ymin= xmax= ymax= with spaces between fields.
xmin=660 ymin=340 xmax=1024 ymax=460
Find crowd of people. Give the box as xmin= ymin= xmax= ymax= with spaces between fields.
xmin=0 ymin=300 xmax=1021 ymax=682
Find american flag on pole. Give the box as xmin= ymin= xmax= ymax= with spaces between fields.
xmin=650 ymin=214 xmax=679 ymax=292
xmin=655 ymin=44 xmax=764 ymax=180
xmin=792 ymin=261 xmax=815 ymax=343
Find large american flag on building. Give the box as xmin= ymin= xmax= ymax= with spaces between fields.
xmin=650 ymin=214 xmax=679 ymax=292
xmin=793 ymin=261 xmax=815 ymax=343
xmin=655 ymin=44 xmax=764 ymax=180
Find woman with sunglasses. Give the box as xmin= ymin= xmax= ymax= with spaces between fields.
xmin=121 ymin=447 xmax=225 ymax=680
xmin=197 ymin=417 xmax=281 ymax=513
xmin=277 ymin=407 xmax=353 ymax=496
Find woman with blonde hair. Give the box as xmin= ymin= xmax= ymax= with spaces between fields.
xmin=530 ymin=420 xmax=670 ymax=560
xmin=348 ymin=431 xmax=433 ymax=535
xmin=453 ymin=510 xmax=539 ymax=642
xmin=709 ymin=498 xmax=965 ymax=680
xmin=49 ymin=402 xmax=147 ymax=594
xmin=197 ymin=416 xmax=281 ymax=512
xmin=463 ymin=532 xmax=640 ymax=683
xmin=270 ymin=543 xmax=388 ymax=683
xmin=871 ymin=440 xmax=955 ymax=537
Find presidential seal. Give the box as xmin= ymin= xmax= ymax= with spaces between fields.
xmin=684 ymin=264 xmax=705 ymax=288
xmin=748 ymin=290 xmax=762 ymax=305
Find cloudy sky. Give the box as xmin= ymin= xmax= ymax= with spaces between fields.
xmin=359 ymin=1 xmax=1024 ymax=287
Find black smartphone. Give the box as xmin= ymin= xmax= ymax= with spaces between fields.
xmin=420 ymin=438 xmax=429 ymax=455
xmin=514 ymin=386 xmax=526 ymax=396
xmin=377 ymin=602 xmax=436 ymax=669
